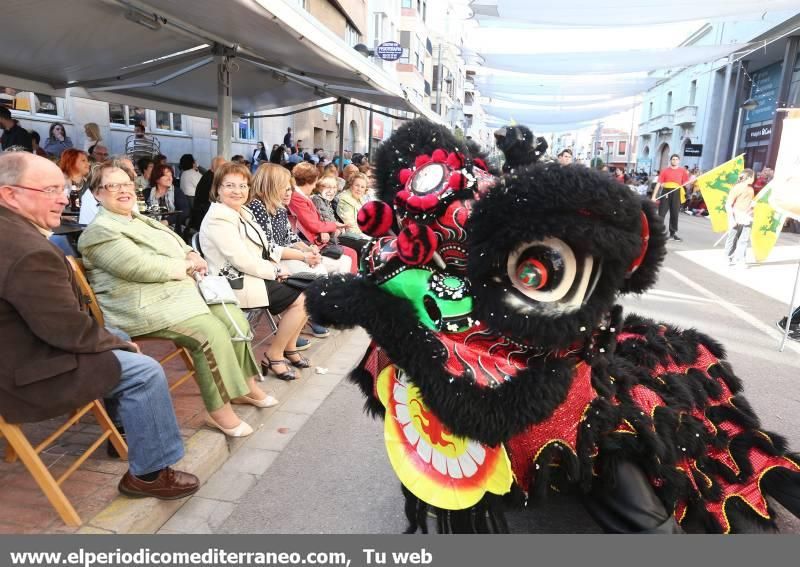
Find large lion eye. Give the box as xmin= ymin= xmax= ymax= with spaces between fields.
xmin=410 ymin=162 xmax=447 ymax=195
xmin=507 ymin=238 xmax=579 ymax=303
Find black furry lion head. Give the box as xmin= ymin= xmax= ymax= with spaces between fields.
xmin=467 ymin=161 xmax=666 ymax=349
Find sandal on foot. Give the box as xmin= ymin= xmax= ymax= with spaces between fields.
xmin=261 ymin=357 xmax=296 ymax=381
xmin=284 ymin=350 xmax=311 ymax=369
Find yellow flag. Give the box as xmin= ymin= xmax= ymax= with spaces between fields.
xmin=750 ymin=182 xmax=786 ymax=262
xmin=694 ymin=155 xmax=745 ymax=233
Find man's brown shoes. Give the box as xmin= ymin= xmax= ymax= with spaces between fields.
xmin=118 ymin=467 xmax=199 ymax=500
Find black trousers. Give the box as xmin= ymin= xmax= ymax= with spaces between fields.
xmin=582 ymin=460 xmax=682 ymax=534
xmin=657 ymin=188 xmax=681 ymax=235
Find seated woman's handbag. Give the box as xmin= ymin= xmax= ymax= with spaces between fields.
xmin=219 ymin=261 xmax=245 ymax=290
xmin=320 ymin=243 xmax=344 ymax=259
xmin=195 ymin=274 xmax=253 ymax=342
xmin=283 ymin=271 xmax=321 ymax=291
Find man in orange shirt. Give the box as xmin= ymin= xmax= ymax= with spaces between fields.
xmin=651 ymin=154 xmax=690 ymax=241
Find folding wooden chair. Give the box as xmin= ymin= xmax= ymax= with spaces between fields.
xmin=65 ymin=256 xmax=196 ymax=392
xmin=0 ymin=402 xmax=127 ymax=527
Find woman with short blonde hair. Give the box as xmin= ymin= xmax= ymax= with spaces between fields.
xmin=337 ymin=172 xmax=370 ymax=240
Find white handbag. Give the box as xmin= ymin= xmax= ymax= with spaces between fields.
xmin=196 ymin=275 xmax=253 ymax=342
xmin=197 ymin=275 xmax=239 ymax=305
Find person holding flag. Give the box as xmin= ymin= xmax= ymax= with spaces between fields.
xmin=651 ymin=153 xmax=691 ymax=241
xmin=724 ymin=169 xmax=755 ymax=268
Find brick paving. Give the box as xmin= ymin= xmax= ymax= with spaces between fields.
xmin=0 ymin=318 xmax=281 ymax=533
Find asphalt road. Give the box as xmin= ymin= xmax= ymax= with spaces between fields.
xmin=219 ymin=213 xmax=800 ymax=534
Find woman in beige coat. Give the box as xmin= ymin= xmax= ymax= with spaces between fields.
xmin=199 ymin=162 xmax=309 ymax=381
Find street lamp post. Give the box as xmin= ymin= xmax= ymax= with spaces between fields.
xmin=731 ymin=98 xmax=758 ymax=160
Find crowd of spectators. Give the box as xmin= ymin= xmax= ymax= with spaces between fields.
xmin=0 ymin=115 xmax=378 ymax=505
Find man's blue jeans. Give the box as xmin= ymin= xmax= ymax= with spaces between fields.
xmin=105 ymin=330 xmax=184 ymax=476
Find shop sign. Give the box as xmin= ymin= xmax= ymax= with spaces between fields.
xmin=683 ymin=143 xmax=703 ymax=156
xmin=745 ymin=125 xmax=772 ymax=143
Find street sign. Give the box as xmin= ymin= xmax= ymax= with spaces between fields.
xmin=375 ymin=41 xmax=403 ymax=62
xmin=684 ymin=143 xmax=703 ymax=157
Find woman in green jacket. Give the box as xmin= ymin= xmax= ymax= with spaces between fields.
xmin=78 ymin=162 xmax=277 ymax=438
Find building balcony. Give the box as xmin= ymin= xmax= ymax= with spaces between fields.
xmin=641 ymin=114 xmax=674 ymax=134
xmin=673 ymin=105 xmax=697 ymax=125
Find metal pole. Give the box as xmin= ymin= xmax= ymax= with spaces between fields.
xmin=713 ymin=54 xmax=734 ymax=166
xmin=627 ymin=108 xmax=636 ymax=171
xmin=215 ymin=53 xmax=232 ymax=160
xmin=779 ymin=259 xmax=800 ymax=352
xmin=731 ymin=107 xmax=744 ymax=160
xmin=367 ymin=108 xmax=374 ymax=161
xmin=435 ymin=44 xmax=443 ymax=116
xmin=337 ymin=100 xmax=346 ymax=174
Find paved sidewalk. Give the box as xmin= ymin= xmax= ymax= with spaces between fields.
xmin=157 ymin=328 xmax=370 ymax=534
xmin=0 ymin=319 xmax=368 ymax=534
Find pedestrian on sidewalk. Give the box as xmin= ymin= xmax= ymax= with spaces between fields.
xmin=724 ymin=169 xmax=755 ymax=268
xmin=652 ymin=154 xmax=690 ymax=241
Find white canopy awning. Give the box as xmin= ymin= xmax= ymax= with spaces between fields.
xmin=484 ymin=97 xmax=639 ymax=127
xmin=469 ymin=0 xmax=800 ymax=27
xmin=478 ymin=44 xmax=747 ymax=75
xmin=472 ymin=72 xmax=662 ymax=99
xmin=0 ymin=0 xmax=429 ymax=119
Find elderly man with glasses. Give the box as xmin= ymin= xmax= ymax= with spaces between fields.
xmin=0 ymin=152 xmax=199 ymax=499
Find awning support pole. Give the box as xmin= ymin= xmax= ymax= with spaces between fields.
xmin=338 ymin=99 xmax=346 ymax=173
xmin=713 ymin=54 xmax=734 ymax=166
xmin=368 ymin=108 xmax=374 ymax=160
xmin=215 ymin=47 xmax=234 ymax=160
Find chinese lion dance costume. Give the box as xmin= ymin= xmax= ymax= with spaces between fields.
xmin=306 ymin=119 xmax=800 ymax=533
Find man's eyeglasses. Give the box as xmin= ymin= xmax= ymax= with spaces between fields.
xmin=7 ymin=184 xmax=69 ymax=197
xmin=101 ymin=182 xmax=136 ymax=193
xmin=221 ymin=183 xmax=250 ymax=191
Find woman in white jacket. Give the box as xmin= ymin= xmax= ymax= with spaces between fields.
xmin=198 ymin=162 xmax=309 ymax=381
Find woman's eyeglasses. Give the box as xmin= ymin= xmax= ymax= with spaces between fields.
xmin=221 ymin=183 xmax=250 ymax=191
xmin=101 ymin=182 xmax=136 ymax=193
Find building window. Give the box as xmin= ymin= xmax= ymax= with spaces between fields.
xmin=109 ymin=104 xmax=148 ymax=128
xmin=345 ymin=23 xmax=360 ymax=47
xmin=606 ymin=141 xmax=614 ymax=156
xmin=155 ymin=110 xmax=184 ymax=132
xmin=210 ymin=117 xmax=256 ymax=140
xmin=238 ymin=117 xmax=256 ymax=140
xmin=618 ymin=141 xmax=627 ymax=155
xmin=666 ymin=91 xmax=673 ymax=114
xmin=0 ymin=86 xmax=64 ymax=117
xmin=399 ymin=31 xmax=411 ymax=64
xmin=648 ymin=101 xmax=653 ymax=118
xmin=689 ymin=80 xmax=697 ymax=106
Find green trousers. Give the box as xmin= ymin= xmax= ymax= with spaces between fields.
xmin=142 ymin=304 xmax=259 ymax=411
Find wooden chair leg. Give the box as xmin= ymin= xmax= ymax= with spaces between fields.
xmin=167 ymin=347 xmax=196 ymax=392
xmin=0 ymin=418 xmax=81 ymax=527
xmin=90 ymin=401 xmax=128 ymax=460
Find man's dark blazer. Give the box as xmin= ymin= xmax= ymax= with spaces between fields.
xmin=0 ymin=206 xmax=131 ymax=423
